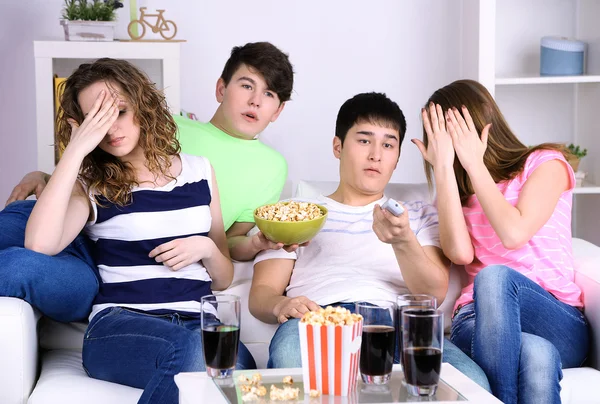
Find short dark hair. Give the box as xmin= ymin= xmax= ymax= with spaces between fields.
xmin=220 ymin=42 xmax=294 ymax=103
xmin=335 ymin=92 xmax=406 ymax=145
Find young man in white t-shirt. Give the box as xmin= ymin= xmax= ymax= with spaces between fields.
xmin=248 ymin=92 xmax=490 ymax=390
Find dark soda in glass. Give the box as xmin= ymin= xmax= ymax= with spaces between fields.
xmin=202 ymin=325 xmax=240 ymax=369
xmin=402 ymin=347 xmax=442 ymax=387
xmin=360 ymin=325 xmax=395 ymax=376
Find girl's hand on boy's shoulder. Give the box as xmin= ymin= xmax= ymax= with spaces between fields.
xmin=149 ymin=235 xmax=215 ymax=271
xmin=372 ymin=204 xmax=412 ymax=245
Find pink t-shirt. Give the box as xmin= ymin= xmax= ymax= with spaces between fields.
xmin=454 ymin=150 xmax=583 ymax=312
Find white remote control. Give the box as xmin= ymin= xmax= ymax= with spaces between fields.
xmin=381 ymin=198 xmax=405 ymax=216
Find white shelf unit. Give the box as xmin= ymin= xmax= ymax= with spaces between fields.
xmin=496 ymin=75 xmax=600 ymax=85
xmin=461 ymin=0 xmax=600 ymax=245
xmin=33 ymin=40 xmax=181 ymax=174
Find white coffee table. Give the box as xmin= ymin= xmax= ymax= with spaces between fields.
xmin=175 ymin=363 xmax=501 ymax=403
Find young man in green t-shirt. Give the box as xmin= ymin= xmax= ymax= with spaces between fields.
xmin=6 ymin=42 xmax=299 ymax=262
xmin=174 ymin=42 xmax=299 ymax=261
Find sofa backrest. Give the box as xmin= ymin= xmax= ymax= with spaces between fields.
xmin=293 ymin=180 xmax=434 ymax=203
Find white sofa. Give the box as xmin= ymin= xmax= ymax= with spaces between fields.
xmin=1 ymin=182 xmax=600 ymax=404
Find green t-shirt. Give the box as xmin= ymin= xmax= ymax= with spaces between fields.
xmin=174 ymin=115 xmax=287 ymax=231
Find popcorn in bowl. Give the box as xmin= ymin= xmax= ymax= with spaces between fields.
xmin=253 ymin=201 xmax=328 ymax=246
xmin=255 ymin=201 xmax=324 ymax=222
xmin=298 ymin=306 xmax=363 ymax=397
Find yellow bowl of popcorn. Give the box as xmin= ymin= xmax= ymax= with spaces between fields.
xmin=253 ymin=201 xmax=328 ymax=245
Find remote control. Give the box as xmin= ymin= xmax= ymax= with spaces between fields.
xmin=381 ymin=198 xmax=405 ymax=216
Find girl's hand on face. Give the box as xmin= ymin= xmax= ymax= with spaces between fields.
xmin=446 ymin=106 xmax=491 ymax=173
xmin=149 ymin=235 xmax=216 ymax=271
xmin=65 ymin=90 xmax=120 ymax=157
xmin=412 ymin=103 xmax=455 ymax=170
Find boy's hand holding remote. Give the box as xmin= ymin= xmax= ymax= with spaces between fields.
xmin=372 ymin=198 xmax=414 ymax=245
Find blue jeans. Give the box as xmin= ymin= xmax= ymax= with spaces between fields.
xmin=450 ymin=265 xmax=589 ymax=404
xmin=0 ymin=200 xmax=99 ymax=322
xmin=268 ymin=302 xmax=491 ymax=392
xmin=83 ymin=307 xmax=257 ymax=404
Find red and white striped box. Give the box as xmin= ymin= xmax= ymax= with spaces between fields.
xmin=298 ymin=319 xmax=363 ymax=396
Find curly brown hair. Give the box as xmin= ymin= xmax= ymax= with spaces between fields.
xmin=422 ymin=79 xmax=572 ymax=204
xmin=55 ymin=58 xmax=181 ymax=206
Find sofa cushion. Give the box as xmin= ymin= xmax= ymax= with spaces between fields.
xmin=0 ymin=297 xmax=40 ymax=404
xmin=28 ymin=350 xmax=142 ymax=404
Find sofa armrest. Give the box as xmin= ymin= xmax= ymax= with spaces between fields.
xmin=0 ymin=297 xmax=41 ymax=404
xmin=572 ymin=238 xmax=600 ymax=370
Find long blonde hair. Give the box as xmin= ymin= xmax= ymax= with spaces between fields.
xmin=55 ymin=58 xmax=180 ymax=206
xmin=422 ymin=79 xmax=571 ymax=203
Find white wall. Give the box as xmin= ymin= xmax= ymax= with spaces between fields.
xmin=0 ymin=0 xmax=464 ymax=205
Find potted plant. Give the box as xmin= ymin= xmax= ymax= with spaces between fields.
xmin=60 ymin=0 xmax=123 ymax=42
xmin=566 ymin=143 xmax=587 ymax=172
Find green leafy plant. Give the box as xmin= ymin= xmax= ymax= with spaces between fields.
xmin=567 ymin=143 xmax=588 ymax=159
xmin=62 ymin=0 xmax=123 ymax=21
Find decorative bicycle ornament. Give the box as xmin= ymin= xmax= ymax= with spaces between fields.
xmin=127 ymin=7 xmax=178 ymax=41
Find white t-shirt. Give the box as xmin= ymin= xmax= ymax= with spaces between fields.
xmin=254 ymin=195 xmax=441 ymax=306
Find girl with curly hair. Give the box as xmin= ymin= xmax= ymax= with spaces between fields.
xmin=414 ymin=79 xmax=589 ymax=404
xmin=24 ymin=58 xmax=256 ymax=403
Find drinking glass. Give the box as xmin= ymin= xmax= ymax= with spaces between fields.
xmin=401 ymin=308 xmax=444 ymax=397
xmin=396 ymin=294 xmax=437 ymax=370
xmin=201 ymin=294 xmax=241 ymax=378
xmin=355 ymin=301 xmax=396 ymax=385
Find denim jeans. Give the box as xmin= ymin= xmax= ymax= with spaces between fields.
xmin=83 ymin=307 xmax=257 ymax=404
xmin=0 ymin=200 xmax=99 ymax=322
xmin=268 ymin=302 xmax=491 ymax=392
xmin=450 ymin=265 xmax=589 ymax=404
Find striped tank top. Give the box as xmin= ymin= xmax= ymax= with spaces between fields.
xmin=85 ymin=153 xmax=214 ymax=320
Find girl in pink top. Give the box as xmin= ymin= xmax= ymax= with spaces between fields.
xmin=414 ymin=80 xmax=589 ymax=404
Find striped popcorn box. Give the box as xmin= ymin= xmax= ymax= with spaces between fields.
xmin=298 ymin=318 xmax=363 ymax=396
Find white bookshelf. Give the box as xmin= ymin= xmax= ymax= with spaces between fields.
xmin=574 ymin=183 xmax=600 ymax=195
xmin=461 ymin=0 xmax=600 ymax=244
xmin=496 ymin=75 xmax=600 ymax=85
xmin=33 ymin=40 xmax=181 ymax=174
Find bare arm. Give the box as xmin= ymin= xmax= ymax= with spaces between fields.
xmin=394 ymin=242 xmax=450 ymax=304
xmin=5 ymin=171 xmax=50 ymax=206
xmin=373 ymin=205 xmax=450 ymax=304
xmin=414 ymin=103 xmax=474 ymax=265
xmin=25 ymin=89 xmax=119 ymax=255
xmin=228 ymin=222 xmax=306 ymax=262
xmin=203 ymin=168 xmax=234 ymax=290
xmin=249 ymin=258 xmax=319 ymax=324
xmin=466 ymin=159 xmax=569 ymax=250
xmin=434 ymin=165 xmax=474 ymax=265
xmin=24 ymin=149 xmax=90 ymax=255
xmin=227 ymin=222 xmax=264 ymax=261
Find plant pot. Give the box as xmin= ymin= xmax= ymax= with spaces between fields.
xmin=574 ymin=171 xmax=586 ymax=187
xmin=567 ymin=156 xmax=580 ymax=172
xmin=60 ymin=20 xmax=116 ymax=42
